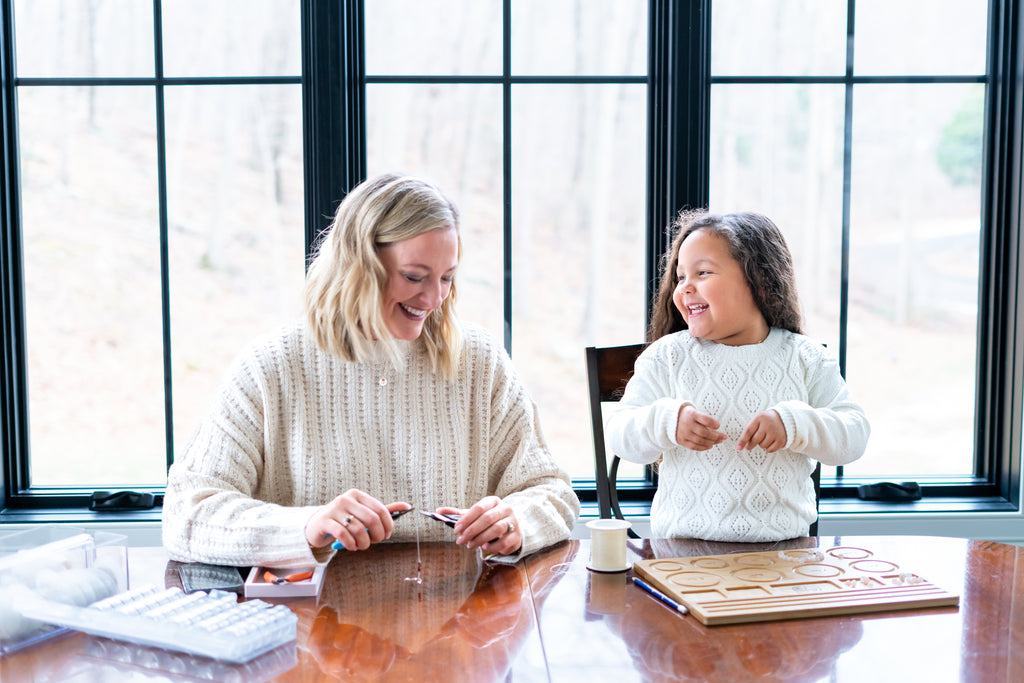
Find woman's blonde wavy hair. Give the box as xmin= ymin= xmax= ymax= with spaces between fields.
xmin=303 ymin=173 xmax=463 ymax=378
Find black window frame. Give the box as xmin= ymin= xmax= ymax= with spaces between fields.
xmin=2 ymin=0 xmax=1022 ymax=520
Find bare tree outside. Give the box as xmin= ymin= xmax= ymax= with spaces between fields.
xmin=711 ymin=0 xmax=987 ymax=477
xmin=10 ymin=0 xmax=992 ymax=487
xmin=15 ymin=0 xmax=303 ymax=485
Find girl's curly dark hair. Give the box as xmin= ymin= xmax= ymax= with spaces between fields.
xmin=647 ymin=209 xmax=803 ymax=341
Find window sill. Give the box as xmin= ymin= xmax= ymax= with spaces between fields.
xmin=820 ymin=497 xmax=1018 ymax=514
xmin=0 ymin=508 xmax=163 ymax=524
xmin=5 ymin=496 xmax=1021 ymax=547
xmin=7 ymin=494 xmax=1018 ymax=524
xmin=579 ymin=495 xmax=1019 ymax=520
xmin=0 ymin=507 xmax=164 ymax=546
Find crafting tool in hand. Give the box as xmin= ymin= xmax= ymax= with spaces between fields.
xmin=418 ymin=510 xmax=462 ymax=528
xmin=331 ymin=508 xmax=414 ymax=550
xmin=632 ymin=576 xmax=688 ymax=615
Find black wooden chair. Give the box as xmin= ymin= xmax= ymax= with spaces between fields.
xmin=585 ymin=343 xmax=821 ymax=538
xmin=585 ymin=343 xmax=648 ymax=538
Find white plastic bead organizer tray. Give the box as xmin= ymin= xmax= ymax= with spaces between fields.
xmin=17 ymin=584 xmax=297 ymax=663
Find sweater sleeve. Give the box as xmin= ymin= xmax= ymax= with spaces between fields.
xmin=161 ymin=351 xmax=325 ymax=567
xmin=482 ymin=343 xmax=580 ymax=559
xmin=773 ymin=351 xmax=871 ymax=467
xmin=605 ymin=350 xmax=687 ymax=465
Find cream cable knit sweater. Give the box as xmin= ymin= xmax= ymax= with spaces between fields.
xmin=607 ymin=328 xmax=869 ymax=542
xmin=162 ymin=321 xmax=579 ymax=567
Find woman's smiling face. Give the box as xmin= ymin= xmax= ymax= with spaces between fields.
xmin=378 ymin=226 xmax=459 ymax=340
xmin=672 ymin=228 xmax=768 ymax=346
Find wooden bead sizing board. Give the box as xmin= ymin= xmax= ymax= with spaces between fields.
xmin=632 ymin=546 xmax=959 ymax=626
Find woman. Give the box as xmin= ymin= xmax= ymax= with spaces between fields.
xmin=162 ymin=173 xmax=579 ymax=567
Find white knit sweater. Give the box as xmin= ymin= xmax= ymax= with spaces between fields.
xmin=162 ymin=321 xmax=579 ymax=567
xmin=607 ymin=329 xmax=869 ymax=542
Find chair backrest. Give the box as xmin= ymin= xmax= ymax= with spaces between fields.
xmin=810 ymin=462 xmax=820 ymax=536
xmin=585 ymin=343 xmax=647 ymax=538
xmin=585 ymin=343 xmax=821 ymax=537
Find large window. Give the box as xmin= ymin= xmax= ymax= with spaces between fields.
xmin=2 ymin=0 xmax=304 ymax=502
xmin=2 ymin=1 xmax=1022 ymax=518
xmin=363 ymin=0 xmax=648 ymax=484
xmin=710 ymin=0 xmax=988 ymax=482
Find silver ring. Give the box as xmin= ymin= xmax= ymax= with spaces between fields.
xmin=506 ymin=520 xmax=516 ymax=535
xmin=342 ymin=514 xmax=354 ymax=527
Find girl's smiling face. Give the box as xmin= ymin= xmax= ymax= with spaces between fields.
xmin=378 ymin=226 xmax=459 ymax=340
xmin=672 ymin=228 xmax=769 ymax=346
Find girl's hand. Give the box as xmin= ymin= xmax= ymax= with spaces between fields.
xmin=305 ymin=489 xmax=410 ymax=550
xmin=439 ymin=495 xmax=522 ymax=556
xmin=738 ymin=410 xmax=787 ymax=452
xmin=675 ymin=404 xmax=727 ymax=451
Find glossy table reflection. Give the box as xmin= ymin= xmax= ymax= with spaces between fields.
xmin=0 ymin=536 xmax=1021 ymax=682
xmin=0 ymin=542 xmax=566 ymax=682
xmin=527 ymin=535 xmax=1024 ymax=682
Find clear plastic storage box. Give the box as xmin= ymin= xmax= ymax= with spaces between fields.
xmin=0 ymin=525 xmax=127 ymax=656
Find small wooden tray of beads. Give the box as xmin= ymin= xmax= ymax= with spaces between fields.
xmin=632 ymin=546 xmax=959 ymax=625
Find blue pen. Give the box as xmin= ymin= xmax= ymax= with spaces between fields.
xmin=632 ymin=576 xmax=688 ymax=615
xmin=331 ymin=508 xmax=413 ymax=550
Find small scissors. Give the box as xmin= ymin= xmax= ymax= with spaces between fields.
xmin=418 ymin=510 xmax=463 ymax=528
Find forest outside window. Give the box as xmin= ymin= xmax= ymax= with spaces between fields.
xmin=709 ymin=0 xmax=999 ymax=494
xmin=2 ymin=1 xmax=1022 ymax=517
xmin=2 ymin=0 xmax=304 ymax=502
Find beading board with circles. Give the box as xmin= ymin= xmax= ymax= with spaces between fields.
xmin=632 ymin=546 xmax=959 ymax=626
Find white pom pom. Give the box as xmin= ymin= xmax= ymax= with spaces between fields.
xmin=36 ymin=568 xmax=118 ymax=606
xmin=0 ymin=586 xmax=42 ymax=640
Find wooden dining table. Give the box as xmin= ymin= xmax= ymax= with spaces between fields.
xmin=1 ymin=534 xmax=1021 ymax=682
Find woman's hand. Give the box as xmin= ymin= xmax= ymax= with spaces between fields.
xmin=438 ymin=495 xmax=522 ymax=556
xmin=675 ymin=404 xmax=727 ymax=451
xmin=305 ymin=489 xmax=411 ymax=550
xmin=738 ymin=410 xmax=787 ymax=453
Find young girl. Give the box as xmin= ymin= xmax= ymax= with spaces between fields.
xmin=607 ymin=210 xmax=869 ymax=542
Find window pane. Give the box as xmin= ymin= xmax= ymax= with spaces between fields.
xmin=14 ymin=0 xmax=154 ymax=78
xmin=19 ymin=86 xmax=164 ymax=486
xmin=511 ymin=0 xmax=647 ymax=76
xmin=846 ymin=84 xmax=982 ymax=477
xmin=365 ymin=0 xmax=502 ymax=76
xmin=366 ymin=83 xmax=505 ymax=339
xmin=165 ymin=85 xmax=305 ymax=456
xmin=162 ymin=0 xmax=301 ymax=77
xmin=712 ymin=0 xmax=847 ymax=76
xmin=855 ymin=0 xmax=988 ymax=76
xmin=513 ymin=84 xmax=647 ymax=480
xmin=710 ymin=84 xmax=846 ymax=352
